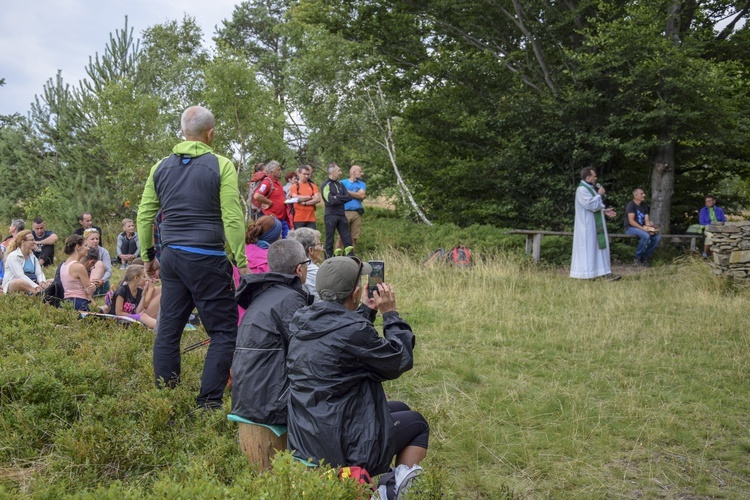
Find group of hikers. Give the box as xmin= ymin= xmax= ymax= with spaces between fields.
xmin=0 ymin=105 xmax=427 ymax=489
xmin=133 ymin=105 xmax=427 ymax=486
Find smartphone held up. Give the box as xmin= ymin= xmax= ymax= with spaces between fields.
xmin=368 ymin=260 xmax=385 ymax=296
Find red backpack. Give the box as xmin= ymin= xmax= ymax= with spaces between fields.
xmin=249 ymin=175 xmax=274 ymax=218
xmin=449 ymin=245 xmax=472 ymax=267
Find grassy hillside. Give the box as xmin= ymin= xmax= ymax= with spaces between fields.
xmin=2 ymin=215 xmax=749 ymax=497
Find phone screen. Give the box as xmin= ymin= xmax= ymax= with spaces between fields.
xmin=368 ymin=260 xmax=385 ymax=295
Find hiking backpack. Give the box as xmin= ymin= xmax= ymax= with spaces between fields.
xmin=248 ymin=175 xmax=274 ymax=220
xmin=422 ymin=248 xmax=447 ymax=267
xmin=448 ymin=245 xmax=472 ymax=267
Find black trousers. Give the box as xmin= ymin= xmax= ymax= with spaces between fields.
xmin=324 ymin=214 xmax=352 ymax=258
xmin=154 ymin=246 xmax=238 ymax=407
xmin=35 ymin=245 xmax=55 ymax=266
xmin=388 ymin=401 xmax=430 ymax=451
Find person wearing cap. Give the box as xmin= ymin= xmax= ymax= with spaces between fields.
xmin=286 ymin=257 xmax=429 ymax=475
xmin=137 ymin=105 xmax=250 ymax=409
xmin=231 ymin=239 xmax=313 ymax=425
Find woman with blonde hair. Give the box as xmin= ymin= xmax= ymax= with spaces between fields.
xmin=2 ymin=229 xmax=48 ymax=294
xmin=83 ymin=228 xmax=112 ymax=296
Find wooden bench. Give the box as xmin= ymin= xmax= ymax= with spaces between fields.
xmin=508 ymin=230 xmax=701 ymax=263
xmin=227 ymin=414 xmax=288 ymax=470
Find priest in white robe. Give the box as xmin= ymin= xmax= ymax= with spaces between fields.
xmin=570 ymin=167 xmax=619 ymax=280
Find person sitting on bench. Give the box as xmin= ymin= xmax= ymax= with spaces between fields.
xmin=699 ymin=195 xmax=727 ymax=258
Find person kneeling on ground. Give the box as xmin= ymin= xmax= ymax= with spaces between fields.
xmin=231 ymin=239 xmax=313 ymax=424
xmin=2 ymin=229 xmax=49 ymax=294
xmin=111 ymin=264 xmax=157 ymax=329
xmin=286 ymin=257 xmax=429 ymax=474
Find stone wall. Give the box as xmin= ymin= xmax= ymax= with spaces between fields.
xmin=705 ymin=221 xmax=750 ymax=278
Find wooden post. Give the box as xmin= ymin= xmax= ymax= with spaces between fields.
xmin=237 ymin=423 xmax=288 ymax=470
xmin=525 ymin=234 xmax=533 ymax=255
xmin=532 ymin=234 xmax=542 ymax=263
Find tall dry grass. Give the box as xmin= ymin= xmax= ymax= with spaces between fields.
xmin=372 ymin=250 xmax=750 ymax=497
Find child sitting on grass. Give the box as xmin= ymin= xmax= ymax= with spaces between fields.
xmin=111 ymin=264 xmax=157 ymax=329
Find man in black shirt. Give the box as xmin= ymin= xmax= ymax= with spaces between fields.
xmin=320 ymin=163 xmax=353 ymax=258
xmin=73 ymin=212 xmax=103 ymax=239
xmin=624 ymin=188 xmax=661 ymax=266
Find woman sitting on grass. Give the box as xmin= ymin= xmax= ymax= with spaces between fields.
xmin=234 ymin=216 xmax=283 ymax=322
xmin=111 ymin=264 xmax=157 ymax=329
xmin=288 ymin=227 xmax=324 ymax=301
xmin=2 ymin=230 xmax=49 ymax=295
xmin=244 ymin=215 xmax=282 ymax=275
xmin=61 ymin=234 xmax=98 ymax=310
xmin=83 ymin=228 xmax=112 ymax=296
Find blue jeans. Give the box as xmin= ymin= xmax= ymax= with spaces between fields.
xmin=626 ymin=227 xmax=661 ymax=261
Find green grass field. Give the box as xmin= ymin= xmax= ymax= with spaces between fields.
xmin=1 ymin=214 xmax=749 ymax=497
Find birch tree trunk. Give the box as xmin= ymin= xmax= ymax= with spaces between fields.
xmin=365 ymin=86 xmax=432 ymax=225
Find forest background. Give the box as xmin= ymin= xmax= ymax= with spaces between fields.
xmin=1 ymin=0 xmax=750 ymax=235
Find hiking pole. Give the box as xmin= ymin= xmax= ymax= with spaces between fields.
xmin=183 ymin=338 xmax=210 ymax=353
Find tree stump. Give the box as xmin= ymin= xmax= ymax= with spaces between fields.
xmin=237 ymin=423 xmax=288 ymax=470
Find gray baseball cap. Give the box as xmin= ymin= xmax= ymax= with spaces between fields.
xmin=316 ymin=257 xmax=372 ymax=300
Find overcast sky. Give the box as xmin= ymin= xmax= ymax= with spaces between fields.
xmin=0 ymin=0 xmax=239 ymax=116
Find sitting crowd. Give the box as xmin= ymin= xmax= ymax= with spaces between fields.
xmin=0 ymin=213 xmax=159 ymax=329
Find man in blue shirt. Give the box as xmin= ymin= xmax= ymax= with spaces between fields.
xmin=337 ymin=165 xmax=367 ymax=253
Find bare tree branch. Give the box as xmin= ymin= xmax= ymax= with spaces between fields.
xmin=716 ymin=1 xmax=750 ymax=41
xmin=431 ymin=19 xmax=546 ymax=94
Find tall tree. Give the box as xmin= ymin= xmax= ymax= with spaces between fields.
xmin=215 ymin=0 xmax=291 ymax=101
xmin=289 ymin=0 xmax=750 ymax=229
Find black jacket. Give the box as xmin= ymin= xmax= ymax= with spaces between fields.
xmin=286 ymin=301 xmax=415 ymax=474
xmin=320 ymin=178 xmax=353 ymax=217
xmin=230 ymin=272 xmax=313 ymax=424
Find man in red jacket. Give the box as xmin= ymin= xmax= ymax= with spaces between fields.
xmin=253 ymin=160 xmax=291 ymax=238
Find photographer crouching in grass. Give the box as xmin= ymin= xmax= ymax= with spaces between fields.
xmin=286 ymin=256 xmax=429 ymax=475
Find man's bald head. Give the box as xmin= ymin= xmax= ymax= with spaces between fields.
xmin=181 ymin=106 xmax=216 ymax=144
